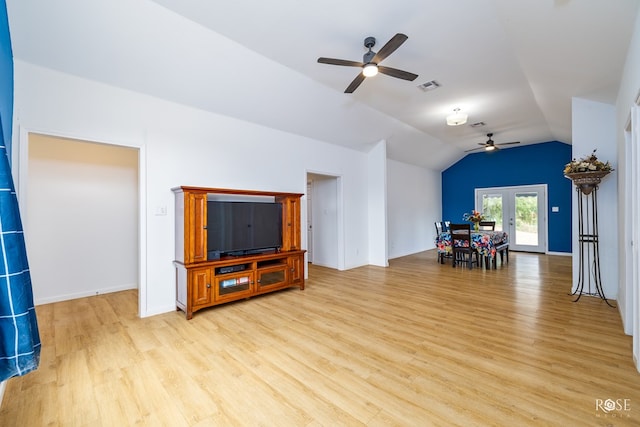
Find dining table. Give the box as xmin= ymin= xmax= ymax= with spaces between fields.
xmin=435 ymin=229 xmax=509 ymax=268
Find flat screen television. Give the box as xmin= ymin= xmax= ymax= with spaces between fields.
xmin=207 ymin=201 xmax=283 ymax=258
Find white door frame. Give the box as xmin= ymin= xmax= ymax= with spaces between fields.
xmin=475 ymin=184 xmax=548 ymax=253
xmin=626 ymin=102 xmax=640 ymax=370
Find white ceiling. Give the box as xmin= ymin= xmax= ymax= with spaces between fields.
xmin=6 ymin=0 xmax=639 ymax=170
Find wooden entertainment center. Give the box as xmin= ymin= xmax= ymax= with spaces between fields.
xmin=173 ymin=186 xmax=305 ymax=319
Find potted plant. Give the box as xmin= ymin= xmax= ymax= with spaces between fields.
xmin=564 ymin=150 xmax=613 ymax=194
xmin=462 ymin=210 xmax=485 ymax=231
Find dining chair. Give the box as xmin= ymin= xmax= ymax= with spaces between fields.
xmin=478 ymin=221 xmax=496 ymax=231
xmin=495 ymin=242 xmax=509 ymax=267
xmin=434 ymin=222 xmax=451 ymax=264
xmin=434 ymin=221 xmax=444 ymax=235
xmin=449 ymin=223 xmax=479 ymax=269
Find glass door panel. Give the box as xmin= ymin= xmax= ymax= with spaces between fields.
xmin=514 ymin=192 xmax=539 ymax=246
xmin=481 ymin=193 xmax=504 ymax=231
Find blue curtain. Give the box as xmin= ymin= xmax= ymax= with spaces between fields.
xmin=0 ymin=117 xmax=40 ymax=381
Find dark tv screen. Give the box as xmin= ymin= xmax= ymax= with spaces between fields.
xmin=207 ymin=201 xmax=282 ymax=257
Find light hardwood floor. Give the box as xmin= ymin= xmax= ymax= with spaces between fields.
xmin=1 ymin=251 xmax=638 ymax=426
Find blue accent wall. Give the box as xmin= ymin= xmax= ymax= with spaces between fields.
xmin=442 ymin=141 xmax=573 ymax=253
xmin=0 ymin=0 xmax=12 ymax=157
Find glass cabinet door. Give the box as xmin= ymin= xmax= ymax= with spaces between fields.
xmin=214 ymin=271 xmax=253 ymax=301
xmin=256 ymin=266 xmax=288 ymax=292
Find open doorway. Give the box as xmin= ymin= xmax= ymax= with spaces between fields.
xmin=24 ymin=133 xmax=140 ymax=307
xmin=306 ymin=172 xmax=342 ymax=270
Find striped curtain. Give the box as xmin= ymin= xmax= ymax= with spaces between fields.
xmin=0 ymin=121 xmax=40 ymax=381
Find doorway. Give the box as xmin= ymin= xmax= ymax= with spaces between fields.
xmin=23 ymin=133 xmax=140 ymax=307
xmin=306 ymin=172 xmax=342 ymax=270
xmin=476 ymin=184 xmax=548 ymax=253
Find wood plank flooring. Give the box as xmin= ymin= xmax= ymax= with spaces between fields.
xmin=1 ymin=250 xmax=638 ymax=426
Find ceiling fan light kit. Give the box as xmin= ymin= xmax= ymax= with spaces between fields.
xmin=446 ymin=108 xmax=468 ymax=126
xmin=362 ymin=63 xmax=378 ymax=77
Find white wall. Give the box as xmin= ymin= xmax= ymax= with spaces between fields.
xmin=12 ymin=61 xmax=440 ymax=316
xmin=26 ymin=134 xmax=138 ymax=304
xmin=367 ymin=140 xmax=388 ymax=267
xmin=387 ymin=159 xmax=442 ymax=259
xmin=571 ymin=98 xmax=618 ymax=299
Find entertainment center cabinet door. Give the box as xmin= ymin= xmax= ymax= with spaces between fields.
xmin=256 ymin=264 xmax=288 ymax=293
xmin=174 ymin=188 xmax=208 ymax=264
xmin=186 ymin=192 xmax=207 ymax=263
xmin=190 ymin=267 xmax=212 ymax=309
xmin=214 ymin=271 xmax=254 ymax=303
xmin=289 ymin=253 xmax=305 ymax=289
xmin=277 ymin=195 xmax=301 ymax=251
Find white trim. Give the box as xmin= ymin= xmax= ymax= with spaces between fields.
xmin=546 ymin=251 xmax=572 ymax=256
xmin=629 ymin=102 xmax=640 ymax=371
xmin=35 ymin=283 xmax=138 ymax=305
xmin=0 ymin=380 xmax=6 ymax=407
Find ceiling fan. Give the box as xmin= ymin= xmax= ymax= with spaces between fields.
xmin=465 ymin=133 xmax=521 ymax=152
xmin=317 ymin=33 xmax=418 ymax=93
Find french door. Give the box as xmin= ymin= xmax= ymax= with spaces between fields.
xmin=475 ymin=185 xmax=547 ymax=253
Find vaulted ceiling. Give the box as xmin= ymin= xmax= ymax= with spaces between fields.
xmin=6 ymin=0 xmax=639 ymax=170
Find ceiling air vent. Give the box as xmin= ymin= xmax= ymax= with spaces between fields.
xmin=470 ymin=122 xmax=486 ymax=128
xmin=417 ymin=80 xmax=440 ymax=92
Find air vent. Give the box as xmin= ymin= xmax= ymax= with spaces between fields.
xmin=417 ymin=80 xmax=440 ymax=92
xmin=470 ymin=121 xmax=486 ymax=128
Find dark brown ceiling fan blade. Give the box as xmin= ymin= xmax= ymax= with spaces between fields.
xmin=345 ymin=73 xmax=366 ymax=93
xmin=496 ymin=141 xmax=520 ymax=146
xmin=372 ymin=33 xmax=408 ymax=64
xmin=377 ymin=66 xmax=418 ymax=81
xmin=317 ymin=57 xmax=364 ymax=67
xmin=465 ymin=146 xmax=485 ymax=153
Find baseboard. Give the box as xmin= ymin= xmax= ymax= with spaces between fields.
xmin=546 ymin=251 xmax=572 ymax=256
xmin=34 ymin=283 xmax=138 ymax=306
xmin=140 ymin=304 xmax=179 ymax=318
xmin=0 ymin=380 xmax=6 ymax=407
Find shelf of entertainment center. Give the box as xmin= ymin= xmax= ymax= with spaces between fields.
xmin=208 ymin=252 xmax=293 ymax=275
